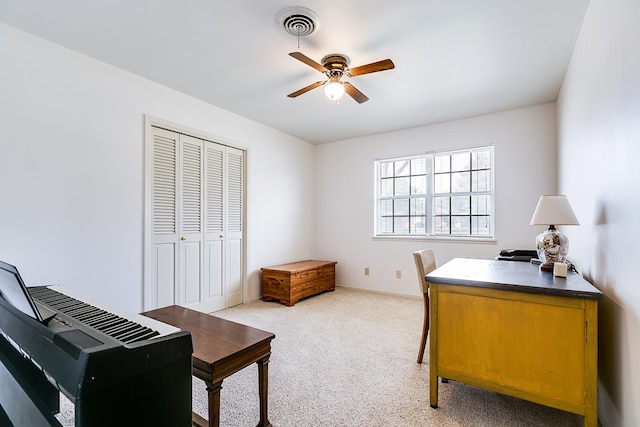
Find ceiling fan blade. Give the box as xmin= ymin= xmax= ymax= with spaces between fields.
xmin=289 ymin=52 xmax=327 ymax=73
xmin=348 ymin=59 xmax=395 ymax=77
xmin=344 ymin=82 xmax=369 ymax=103
xmin=287 ymin=81 xmax=325 ymax=98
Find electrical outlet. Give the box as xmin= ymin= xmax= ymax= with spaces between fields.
xmin=396 ymin=270 xmax=402 ymax=279
xmin=364 ymin=267 xmax=370 ymax=276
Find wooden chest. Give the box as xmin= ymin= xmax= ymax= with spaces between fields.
xmin=261 ymin=260 xmax=337 ymax=306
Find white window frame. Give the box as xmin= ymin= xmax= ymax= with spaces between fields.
xmin=374 ymin=145 xmax=494 ymax=240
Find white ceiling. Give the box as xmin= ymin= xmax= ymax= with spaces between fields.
xmin=0 ymin=0 xmax=590 ymax=144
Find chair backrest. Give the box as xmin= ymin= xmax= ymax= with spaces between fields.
xmin=413 ymin=249 xmax=436 ymax=294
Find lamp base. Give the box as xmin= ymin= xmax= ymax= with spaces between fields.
xmin=535 ymin=227 xmax=570 ymax=271
xmin=539 ymin=262 xmax=554 ymax=272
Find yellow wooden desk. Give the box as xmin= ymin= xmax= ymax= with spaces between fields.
xmin=426 ymin=258 xmax=602 ymax=427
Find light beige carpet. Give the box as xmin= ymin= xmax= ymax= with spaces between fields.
xmin=57 ymin=286 xmax=583 ymax=426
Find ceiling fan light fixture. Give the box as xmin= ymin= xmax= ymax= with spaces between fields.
xmin=324 ymin=77 xmax=345 ymax=101
xmin=287 ymin=51 xmax=393 ymax=104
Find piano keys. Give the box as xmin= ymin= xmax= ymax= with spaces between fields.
xmin=27 ymin=286 xmax=175 ymax=345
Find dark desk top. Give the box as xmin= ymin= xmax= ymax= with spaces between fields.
xmin=426 ymin=258 xmax=603 ymax=300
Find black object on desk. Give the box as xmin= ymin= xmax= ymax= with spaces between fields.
xmin=496 ymin=249 xmax=538 ymax=262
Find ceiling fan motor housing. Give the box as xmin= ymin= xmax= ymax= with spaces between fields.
xmin=322 ymin=54 xmax=349 ymax=77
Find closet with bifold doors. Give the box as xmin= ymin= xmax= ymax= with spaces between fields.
xmin=146 ymin=125 xmax=244 ymax=313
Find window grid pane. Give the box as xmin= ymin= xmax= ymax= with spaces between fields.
xmin=376 ymin=155 xmax=428 ymax=235
xmin=394 ymin=177 xmax=410 ymax=196
xmin=380 ymin=177 xmax=393 ymax=197
xmin=430 ymin=148 xmax=493 ymax=237
xmin=376 ymin=147 xmax=493 ymax=238
xmin=451 ymin=171 xmax=470 ymax=193
xmin=380 ymin=161 xmax=394 ymax=178
xmin=434 ymin=173 xmax=450 ymax=193
xmin=394 ymin=160 xmax=410 ymax=177
xmin=411 ymin=216 xmax=426 ymax=234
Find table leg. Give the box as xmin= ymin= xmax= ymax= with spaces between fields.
xmin=206 ymin=380 xmax=223 ymax=427
xmin=256 ymin=355 xmax=272 ymax=427
xmin=584 ymin=411 xmax=597 ymax=427
xmin=429 ymin=283 xmax=439 ymax=409
xmin=430 ymin=372 xmax=439 ymax=408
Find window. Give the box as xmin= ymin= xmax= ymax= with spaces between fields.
xmin=375 ymin=146 xmax=494 ymax=239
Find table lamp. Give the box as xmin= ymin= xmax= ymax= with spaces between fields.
xmin=529 ymin=195 xmax=579 ymax=271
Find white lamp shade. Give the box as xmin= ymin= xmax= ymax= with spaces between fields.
xmin=324 ymin=79 xmax=345 ymax=100
xmin=530 ymin=195 xmax=579 ymax=226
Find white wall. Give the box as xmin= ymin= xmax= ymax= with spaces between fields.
xmin=315 ymin=103 xmax=557 ymax=296
xmin=557 ymin=0 xmax=640 ymax=425
xmin=4 ymin=7 xmax=634 ymax=424
xmin=0 ymin=23 xmax=315 ymax=312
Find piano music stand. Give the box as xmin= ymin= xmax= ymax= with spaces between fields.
xmin=142 ymin=305 xmax=275 ymax=427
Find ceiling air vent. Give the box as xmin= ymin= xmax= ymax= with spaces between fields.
xmin=277 ymin=7 xmax=320 ymax=38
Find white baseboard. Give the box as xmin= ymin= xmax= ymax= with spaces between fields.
xmin=335 ymin=284 xmax=422 ymax=300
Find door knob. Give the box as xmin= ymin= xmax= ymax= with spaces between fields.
xmin=180 ymin=236 xmax=186 ymax=241
xmin=219 ymin=234 xmax=224 ymax=238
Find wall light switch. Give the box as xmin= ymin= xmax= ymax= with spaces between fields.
xmin=396 ymin=270 xmax=402 ymax=279
xmin=364 ymin=267 xmax=370 ymax=276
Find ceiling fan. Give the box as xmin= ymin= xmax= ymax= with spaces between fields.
xmin=287 ymin=52 xmax=395 ymax=103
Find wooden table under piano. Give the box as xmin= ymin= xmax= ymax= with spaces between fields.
xmin=142 ymin=305 xmax=275 ymax=427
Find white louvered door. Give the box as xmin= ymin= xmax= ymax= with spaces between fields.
xmin=147 ymin=125 xmax=244 ymax=313
xmin=178 ymin=134 xmax=204 ymax=310
xmin=225 ymin=147 xmax=244 ymax=307
xmin=149 ymin=128 xmax=179 ymax=309
xmin=202 ymin=142 xmax=225 ymax=312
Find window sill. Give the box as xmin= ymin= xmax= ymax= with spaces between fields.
xmin=372 ymin=235 xmax=497 ymax=244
